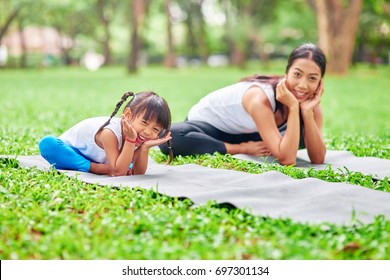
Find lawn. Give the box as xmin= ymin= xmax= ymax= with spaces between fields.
xmin=0 ymin=63 xmax=389 ymax=259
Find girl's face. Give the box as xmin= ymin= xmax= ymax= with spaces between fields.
xmin=285 ymin=58 xmax=322 ymax=103
xmin=123 ymin=109 xmax=163 ymax=145
xmin=132 ymin=115 xmax=163 ymax=145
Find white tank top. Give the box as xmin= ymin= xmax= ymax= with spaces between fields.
xmin=59 ymin=117 xmax=123 ymax=164
xmin=187 ymin=81 xmax=276 ymax=134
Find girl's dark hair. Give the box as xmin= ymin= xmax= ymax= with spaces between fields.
xmin=100 ymin=91 xmax=173 ymax=164
xmin=240 ymin=43 xmax=327 ymax=113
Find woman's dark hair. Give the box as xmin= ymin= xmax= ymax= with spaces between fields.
xmin=100 ymin=91 xmax=173 ymax=164
xmin=286 ymin=43 xmax=326 ymax=77
xmin=240 ymin=43 xmax=327 ymax=113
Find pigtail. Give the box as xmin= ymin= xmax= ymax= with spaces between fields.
xmin=98 ymin=92 xmax=135 ymax=132
xmin=166 ymin=139 xmax=173 ymax=164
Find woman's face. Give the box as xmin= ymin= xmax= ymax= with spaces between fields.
xmin=285 ymin=58 xmax=322 ymax=103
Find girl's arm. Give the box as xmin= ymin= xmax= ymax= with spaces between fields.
xmin=132 ymin=132 xmax=172 ymax=175
xmin=98 ymin=128 xmax=136 ymax=176
xmin=132 ymin=145 xmax=149 ymax=175
xmin=243 ymin=80 xmax=300 ymax=165
xmin=300 ymin=81 xmax=326 ymax=163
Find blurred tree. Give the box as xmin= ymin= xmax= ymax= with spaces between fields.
xmin=177 ymin=0 xmax=209 ymax=62
xmin=95 ymin=0 xmax=118 ymax=65
xmin=315 ymin=0 xmax=363 ymax=74
xmin=0 ymin=0 xmax=22 ymax=44
xmin=221 ymin=0 xmax=278 ymax=68
xmin=164 ymin=0 xmax=176 ymax=68
xmin=43 ymin=0 xmax=97 ymax=65
xmin=263 ymin=0 xmax=317 ymax=53
xmin=128 ymin=0 xmax=149 ymax=73
xmin=355 ymin=0 xmax=390 ymax=66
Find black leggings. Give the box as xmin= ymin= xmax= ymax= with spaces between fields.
xmin=159 ymin=121 xmax=262 ymax=156
xmin=159 ymin=120 xmax=306 ymax=157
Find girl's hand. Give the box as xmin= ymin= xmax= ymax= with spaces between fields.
xmin=143 ymin=132 xmax=172 ymax=148
xmin=276 ymin=78 xmax=299 ymax=109
xmin=300 ymin=80 xmax=324 ymax=113
xmin=122 ymin=117 xmax=137 ymax=141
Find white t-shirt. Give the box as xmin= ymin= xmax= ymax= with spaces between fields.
xmin=59 ymin=117 xmax=123 ymax=163
xmin=187 ymin=82 xmax=276 ymax=134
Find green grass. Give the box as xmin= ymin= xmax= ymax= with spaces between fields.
xmin=0 ymin=63 xmax=389 ymax=259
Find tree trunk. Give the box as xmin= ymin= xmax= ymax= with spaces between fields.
xmin=231 ymin=44 xmax=246 ymax=69
xmin=193 ymin=0 xmax=208 ymax=63
xmin=315 ymin=0 xmax=362 ymax=75
xmin=96 ymin=0 xmax=112 ymax=65
xmin=251 ymin=32 xmax=269 ymax=69
xmin=18 ymin=22 xmax=27 ymax=68
xmin=184 ymin=7 xmax=197 ymax=58
xmin=0 ymin=7 xmax=21 ymax=44
xmin=222 ymin=0 xmax=234 ymax=66
xmin=128 ymin=0 xmax=147 ymax=73
xmin=164 ymin=0 xmax=175 ymax=68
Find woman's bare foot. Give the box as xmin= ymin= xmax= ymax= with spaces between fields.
xmin=225 ymin=141 xmax=271 ymax=156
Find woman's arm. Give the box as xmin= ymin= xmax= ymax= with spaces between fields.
xmin=243 ymin=80 xmax=301 ymax=165
xmin=300 ymin=82 xmax=326 ymax=164
xmin=301 ymin=105 xmax=326 ymax=163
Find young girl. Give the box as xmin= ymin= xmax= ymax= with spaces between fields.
xmin=159 ymin=43 xmax=326 ymax=165
xmin=39 ymin=91 xmax=172 ymax=176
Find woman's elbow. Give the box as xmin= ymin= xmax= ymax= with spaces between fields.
xmin=310 ymin=155 xmax=325 ymax=164
xmin=309 ymin=150 xmax=326 ymax=164
xmin=278 ymin=156 xmax=297 ymax=166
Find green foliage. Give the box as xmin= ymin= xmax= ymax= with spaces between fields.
xmin=0 ymin=65 xmax=389 ymax=259
xmin=357 ymin=0 xmax=390 ymax=62
xmin=2 ymin=0 xmax=388 ymax=67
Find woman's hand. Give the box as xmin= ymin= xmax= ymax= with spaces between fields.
xmin=143 ymin=131 xmax=172 ymax=148
xmin=300 ymin=80 xmax=324 ymax=113
xmin=276 ymin=78 xmax=299 ymax=109
xmin=122 ymin=117 xmax=137 ymax=141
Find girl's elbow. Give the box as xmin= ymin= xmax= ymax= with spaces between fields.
xmin=109 ymin=172 xmax=126 ymax=177
xmin=109 ymin=168 xmax=128 ymax=177
xmin=132 ymin=169 xmax=146 ymax=175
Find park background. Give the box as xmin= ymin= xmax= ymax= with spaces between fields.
xmin=1 ymin=0 xmax=390 ymax=260
xmin=1 ymin=0 xmax=389 ymax=73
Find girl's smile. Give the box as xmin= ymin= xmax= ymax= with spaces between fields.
xmin=136 ymin=134 xmax=148 ymax=144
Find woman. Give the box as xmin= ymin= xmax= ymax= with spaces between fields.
xmin=160 ymin=43 xmax=326 ymax=165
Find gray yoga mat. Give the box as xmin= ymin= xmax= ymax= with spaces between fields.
xmin=3 ymin=154 xmax=390 ymax=225
xmin=234 ymin=149 xmax=390 ymax=180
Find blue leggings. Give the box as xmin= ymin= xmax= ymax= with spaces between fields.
xmin=39 ymin=135 xmax=91 ymax=172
